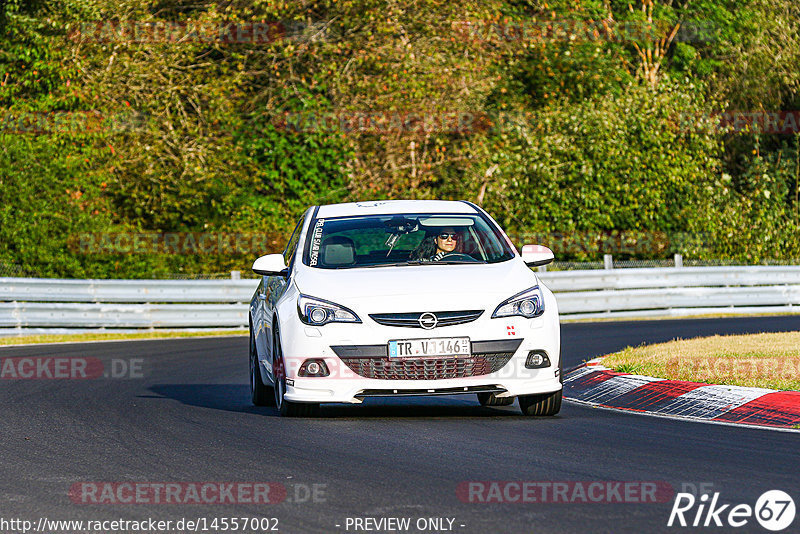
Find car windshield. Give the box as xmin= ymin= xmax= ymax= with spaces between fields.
xmin=302 ymin=213 xmax=516 ymax=269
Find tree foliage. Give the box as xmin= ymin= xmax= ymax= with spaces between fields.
xmin=1 ymin=0 xmax=799 ymax=277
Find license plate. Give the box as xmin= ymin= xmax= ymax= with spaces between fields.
xmin=388 ymin=337 xmax=471 ymax=359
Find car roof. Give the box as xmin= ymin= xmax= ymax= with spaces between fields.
xmin=316 ymin=200 xmax=479 ymax=219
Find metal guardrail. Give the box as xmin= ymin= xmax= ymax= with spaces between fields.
xmin=0 ymin=278 xmax=256 ymax=303
xmin=0 ymin=302 xmax=248 ymax=328
xmin=0 ymin=278 xmax=255 ymax=331
xmin=1 ymin=266 xmax=799 ymax=333
xmin=538 ymin=266 xmax=800 ymax=291
xmin=538 ymin=266 xmax=800 ymax=319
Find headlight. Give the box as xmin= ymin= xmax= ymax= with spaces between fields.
xmin=297 ymin=294 xmax=362 ymax=326
xmin=492 ymin=286 xmax=545 ymax=319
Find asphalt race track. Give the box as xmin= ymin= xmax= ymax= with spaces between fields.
xmin=1 ymin=316 xmax=799 ymax=534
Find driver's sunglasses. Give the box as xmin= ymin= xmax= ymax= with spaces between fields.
xmin=438 ymin=233 xmax=459 ymax=241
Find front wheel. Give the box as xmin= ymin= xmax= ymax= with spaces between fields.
xmin=250 ymin=328 xmax=275 ymax=406
xmin=519 ymin=390 xmax=562 ymax=416
xmin=273 ymin=331 xmax=320 ymax=417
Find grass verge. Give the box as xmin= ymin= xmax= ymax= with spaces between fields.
xmin=0 ymin=330 xmax=247 ymax=346
xmin=602 ymin=332 xmax=800 ymax=391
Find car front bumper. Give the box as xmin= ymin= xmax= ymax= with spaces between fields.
xmin=271 ymin=309 xmax=561 ymax=404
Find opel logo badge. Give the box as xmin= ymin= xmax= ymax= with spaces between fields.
xmin=419 ymin=312 xmax=438 ymax=330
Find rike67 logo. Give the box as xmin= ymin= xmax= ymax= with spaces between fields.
xmin=668 ymin=490 xmax=796 ymax=531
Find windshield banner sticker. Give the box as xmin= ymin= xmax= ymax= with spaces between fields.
xmin=309 ymin=219 xmax=325 ymax=266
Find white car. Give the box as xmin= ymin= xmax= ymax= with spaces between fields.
xmin=248 ymin=200 xmax=561 ymax=417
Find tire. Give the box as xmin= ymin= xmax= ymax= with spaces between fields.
xmin=477 ymin=392 xmax=515 ymax=407
xmin=250 ymin=327 xmax=275 ymax=406
xmin=273 ymin=330 xmax=320 ymax=417
xmin=519 ymin=390 xmax=562 ymax=416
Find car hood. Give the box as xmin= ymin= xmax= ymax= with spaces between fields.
xmin=293 ymin=259 xmax=539 ymax=312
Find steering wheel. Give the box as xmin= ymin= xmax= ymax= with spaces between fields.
xmin=439 ymin=253 xmax=479 ymax=262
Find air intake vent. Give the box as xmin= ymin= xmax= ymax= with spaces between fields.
xmin=339 ymin=351 xmax=514 ymax=380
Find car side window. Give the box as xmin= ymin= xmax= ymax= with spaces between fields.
xmin=283 ymin=215 xmax=305 ymax=271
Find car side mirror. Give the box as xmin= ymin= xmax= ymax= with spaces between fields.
xmin=252 ymin=254 xmax=288 ymax=276
xmin=521 ymin=245 xmax=554 ymax=267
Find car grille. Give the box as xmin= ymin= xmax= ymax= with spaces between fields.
xmin=339 ymin=352 xmax=514 ymax=380
xmin=369 ymin=310 xmax=484 ymax=328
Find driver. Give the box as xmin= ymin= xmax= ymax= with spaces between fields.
xmin=411 ymin=227 xmax=462 ymax=261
